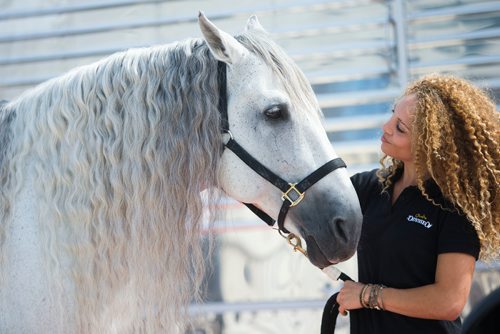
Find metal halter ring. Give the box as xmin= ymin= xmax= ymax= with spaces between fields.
xmin=222 ymin=129 xmax=234 ymax=145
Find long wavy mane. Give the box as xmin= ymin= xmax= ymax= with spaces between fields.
xmin=0 ymin=28 xmax=314 ymax=332
xmin=1 ymin=38 xmax=225 ymax=332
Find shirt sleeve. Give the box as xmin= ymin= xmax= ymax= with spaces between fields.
xmin=437 ymin=210 xmax=480 ymax=260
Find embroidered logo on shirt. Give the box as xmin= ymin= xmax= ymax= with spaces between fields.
xmin=407 ymin=213 xmax=432 ymax=228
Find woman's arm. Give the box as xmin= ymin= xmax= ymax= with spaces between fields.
xmin=336 ymin=252 xmax=476 ymax=320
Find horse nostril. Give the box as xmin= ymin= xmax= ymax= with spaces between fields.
xmin=332 ymin=218 xmax=348 ymax=244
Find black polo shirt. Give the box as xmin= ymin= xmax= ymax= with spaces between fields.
xmin=349 ymin=169 xmax=480 ymax=334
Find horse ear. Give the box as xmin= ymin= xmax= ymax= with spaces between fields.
xmin=198 ymin=11 xmax=248 ymax=65
xmin=245 ymin=15 xmax=266 ymax=33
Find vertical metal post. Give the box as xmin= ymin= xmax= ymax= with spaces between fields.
xmin=391 ymin=0 xmax=409 ymax=89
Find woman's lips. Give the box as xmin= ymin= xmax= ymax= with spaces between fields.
xmin=381 ymin=134 xmax=388 ymax=143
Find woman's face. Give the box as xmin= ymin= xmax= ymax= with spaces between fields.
xmin=381 ymin=94 xmax=416 ymax=162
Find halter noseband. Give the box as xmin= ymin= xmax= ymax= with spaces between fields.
xmin=217 ymin=61 xmax=346 ymax=234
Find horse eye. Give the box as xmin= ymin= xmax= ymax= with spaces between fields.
xmin=264 ymin=104 xmax=284 ymax=120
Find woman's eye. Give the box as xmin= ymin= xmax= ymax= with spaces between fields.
xmin=396 ymin=122 xmax=405 ymax=133
xmin=264 ymin=105 xmax=283 ymax=119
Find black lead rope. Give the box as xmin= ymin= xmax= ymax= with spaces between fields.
xmin=320 ymin=272 xmax=353 ymax=334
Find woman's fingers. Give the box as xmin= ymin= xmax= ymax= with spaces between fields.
xmin=337 ymin=281 xmax=365 ymax=311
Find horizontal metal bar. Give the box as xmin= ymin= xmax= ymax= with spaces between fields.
xmin=0 ymin=76 xmax=50 ymax=88
xmin=0 ymin=0 xmax=170 ymax=20
xmin=273 ymin=16 xmax=390 ymax=38
xmin=322 ymin=113 xmax=390 ymax=132
xmin=317 ymin=88 xmax=401 ymax=109
xmin=475 ymin=261 xmax=500 ymax=272
xmin=290 ymin=40 xmax=395 ymax=61
xmin=308 ymin=66 xmax=392 ymax=85
xmin=189 ymin=299 xmax=327 ymax=315
xmin=477 ymin=78 xmax=500 ymax=89
xmin=408 ymin=2 xmax=500 ymax=21
xmin=334 ymin=139 xmax=380 ymax=155
xmin=409 ymin=27 xmax=500 ymax=48
xmin=0 ymin=16 xmax=197 ymax=44
xmin=411 ymin=55 xmax=500 ymax=72
xmin=0 ymin=46 xmax=130 ymax=66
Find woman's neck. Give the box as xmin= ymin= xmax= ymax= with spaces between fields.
xmin=399 ymin=162 xmax=417 ymax=188
xmin=392 ymin=162 xmax=417 ymax=204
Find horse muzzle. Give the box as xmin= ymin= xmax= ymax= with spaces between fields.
xmin=289 ymin=186 xmax=363 ymax=269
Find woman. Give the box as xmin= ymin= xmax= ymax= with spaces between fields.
xmin=336 ymin=74 xmax=499 ymax=333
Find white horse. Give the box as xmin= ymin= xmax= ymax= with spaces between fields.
xmin=0 ymin=14 xmax=362 ymax=333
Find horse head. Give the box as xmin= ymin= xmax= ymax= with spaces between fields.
xmin=199 ymin=14 xmax=362 ymax=268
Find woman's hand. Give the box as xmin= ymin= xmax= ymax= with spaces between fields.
xmin=336 ymin=281 xmax=366 ymax=315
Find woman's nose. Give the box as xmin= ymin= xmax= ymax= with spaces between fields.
xmin=382 ymin=119 xmax=391 ymax=135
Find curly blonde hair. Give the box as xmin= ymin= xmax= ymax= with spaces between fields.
xmin=378 ymin=73 xmax=499 ymax=261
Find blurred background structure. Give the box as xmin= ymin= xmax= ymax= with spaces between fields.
xmin=1 ymin=1 xmax=499 ymax=333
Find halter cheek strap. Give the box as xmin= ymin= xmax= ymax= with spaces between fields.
xmin=217 ymin=61 xmax=346 ymax=234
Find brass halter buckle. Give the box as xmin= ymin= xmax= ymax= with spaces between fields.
xmin=281 ymin=183 xmax=304 ymax=207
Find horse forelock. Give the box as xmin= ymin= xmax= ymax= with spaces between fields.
xmin=2 ymin=38 xmax=223 ymax=332
xmin=235 ymin=31 xmax=321 ymax=117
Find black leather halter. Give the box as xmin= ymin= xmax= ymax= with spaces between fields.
xmin=217 ymin=61 xmax=347 ymax=233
